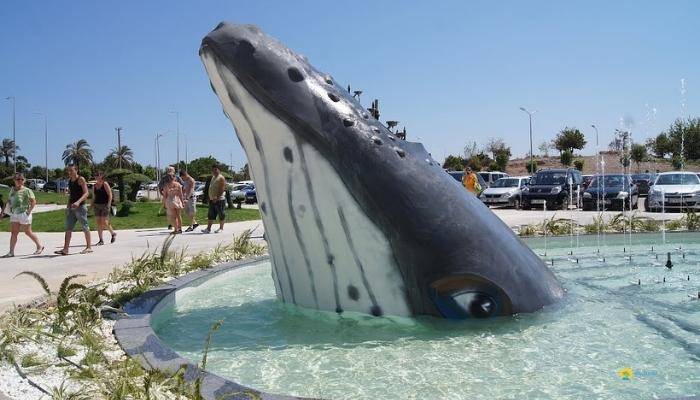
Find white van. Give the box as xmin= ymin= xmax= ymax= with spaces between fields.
xmin=477 ymin=172 xmax=509 ymax=188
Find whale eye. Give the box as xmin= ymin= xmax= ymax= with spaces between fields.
xmin=452 ymin=292 xmax=496 ymax=318
xmin=428 ymin=275 xmax=512 ymax=319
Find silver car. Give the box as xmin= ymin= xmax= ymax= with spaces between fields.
xmin=646 ymin=172 xmax=700 ymax=211
xmin=479 ymin=176 xmax=530 ymax=208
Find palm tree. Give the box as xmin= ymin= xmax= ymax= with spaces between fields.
xmin=62 ymin=139 xmax=93 ymax=169
xmin=1 ymin=138 xmax=19 ymax=168
xmin=107 ymin=145 xmax=134 ymax=169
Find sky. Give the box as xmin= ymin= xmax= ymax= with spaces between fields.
xmin=1 ymin=1 xmax=699 ymax=171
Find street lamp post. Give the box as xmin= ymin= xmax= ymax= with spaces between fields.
xmin=519 ymin=107 xmax=537 ymax=173
xmin=169 ymin=111 xmax=180 ymax=169
xmin=33 ymin=112 xmax=48 ymax=184
xmin=5 ymin=97 xmax=16 ymax=173
xmin=115 ymin=127 xmax=123 ymax=168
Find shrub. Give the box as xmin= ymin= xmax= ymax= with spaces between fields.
xmin=526 ymin=160 xmax=539 ymax=173
xmin=573 ymin=159 xmax=584 ymax=171
xmin=560 ymin=150 xmax=573 ymax=167
xmin=116 ymin=201 xmax=134 ymax=217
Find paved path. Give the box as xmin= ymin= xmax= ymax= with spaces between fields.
xmin=0 ymin=220 xmax=264 ymax=311
xmin=0 ymin=198 xmax=685 ymax=311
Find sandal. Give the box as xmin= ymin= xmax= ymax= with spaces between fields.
xmin=1 ymin=253 xmax=14 ymax=258
xmin=33 ymin=246 xmax=45 ymax=255
xmin=96 ymin=240 xmax=104 ymax=246
xmin=111 ymin=233 xmax=117 ymax=244
xmin=54 ymin=250 xmax=68 ymax=256
xmin=80 ymin=248 xmax=93 ymax=254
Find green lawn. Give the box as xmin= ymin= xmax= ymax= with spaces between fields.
xmin=1 ymin=187 xmax=69 ymax=205
xmin=0 ymin=201 xmax=261 ymax=232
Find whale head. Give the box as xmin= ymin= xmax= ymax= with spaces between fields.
xmin=200 ymin=22 xmax=564 ymax=319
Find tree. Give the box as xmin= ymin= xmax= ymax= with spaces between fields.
xmin=106 ymin=145 xmax=135 ymax=169
xmin=573 ymin=159 xmax=584 ymax=171
xmin=630 ymin=143 xmax=648 ymax=172
xmin=29 ymin=165 xmax=46 ymax=179
xmin=466 ymin=152 xmax=491 ymax=171
xmin=15 ymin=155 xmax=30 ymax=172
xmin=486 ymin=138 xmax=506 ymax=159
xmin=0 ymin=139 xmax=18 ymax=169
xmin=186 ymin=156 xmax=230 ymax=179
xmin=664 ymin=117 xmax=700 ymax=161
xmin=560 ymin=150 xmax=573 ymax=166
xmin=143 ymin=165 xmax=158 ymax=181
xmin=553 ymin=127 xmax=587 ymax=155
xmin=442 ymin=155 xmax=466 ymax=171
xmin=645 ymin=133 xmax=672 ymax=159
xmin=62 ymin=139 xmax=93 ymax=169
xmin=538 ymin=141 xmax=551 ymax=158
xmin=493 ymin=146 xmax=511 ymax=172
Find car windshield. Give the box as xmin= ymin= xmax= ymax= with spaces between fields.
xmin=655 ymin=174 xmax=700 ymax=185
xmin=492 ymin=178 xmax=520 ymax=188
xmin=589 ymin=175 xmax=629 ymax=188
xmin=631 ymin=174 xmax=650 ymax=180
xmin=531 ymin=172 xmax=566 ymax=185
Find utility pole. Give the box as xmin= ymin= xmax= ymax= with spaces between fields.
xmin=519 ymin=107 xmax=538 ymax=173
xmin=5 ymin=97 xmax=16 ymax=173
xmin=170 ymin=110 xmax=180 ymax=169
xmin=34 ymin=112 xmax=48 ymax=183
xmin=115 ymin=127 xmax=123 ymax=168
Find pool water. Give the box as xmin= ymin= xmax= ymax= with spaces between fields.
xmin=153 ymin=232 xmax=700 ymax=399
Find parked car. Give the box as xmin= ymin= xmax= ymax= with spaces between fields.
xmin=244 ymin=187 xmax=257 ymax=204
xmin=230 ymin=183 xmax=254 ymax=202
xmin=44 ymin=179 xmax=69 ymax=193
xmin=646 ymin=172 xmax=700 ymax=212
xmin=582 ymin=174 xmax=638 ymax=211
xmin=631 ymin=173 xmax=656 ymax=196
xmin=193 ymin=183 xmax=205 ymax=203
xmin=477 ymin=171 xmax=509 ymax=188
xmin=479 ymin=176 xmax=530 ymax=208
xmin=26 ymin=179 xmax=46 ymax=191
xmin=446 ymin=171 xmax=487 ymax=194
xmin=521 ymin=168 xmax=583 ymax=210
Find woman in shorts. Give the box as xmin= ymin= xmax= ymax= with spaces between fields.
xmin=163 ymin=174 xmax=185 ymax=234
xmin=91 ymin=171 xmax=116 ymax=245
xmin=2 ymin=173 xmax=43 ymax=257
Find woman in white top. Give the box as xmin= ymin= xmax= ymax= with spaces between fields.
xmin=2 ymin=173 xmax=43 ymax=257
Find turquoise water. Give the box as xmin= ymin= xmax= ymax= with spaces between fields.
xmin=153 ymin=232 xmax=700 ymax=399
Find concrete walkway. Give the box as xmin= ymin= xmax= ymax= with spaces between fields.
xmin=0 ymin=200 xmax=685 ymax=311
xmin=0 ymin=220 xmax=264 ymax=311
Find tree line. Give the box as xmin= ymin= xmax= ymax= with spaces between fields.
xmin=0 ymin=138 xmax=250 ymax=201
xmin=441 ymin=116 xmax=699 ymax=173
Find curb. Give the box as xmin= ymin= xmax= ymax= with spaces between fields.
xmin=112 ymin=255 xmax=311 ymax=400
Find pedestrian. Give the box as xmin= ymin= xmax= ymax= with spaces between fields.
xmin=462 ymin=166 xmax=480 ymax=194
xmin=91 ymin=170 xmax=116 ymax=245
xmin=179 ymin=169 xmax=199 ymax=232
xmin=202 ymin=164 xmax=227 ymax=234
xmin=55 ymin=165 xmax=92 ymax=255
xmin=2 ymin=173 xmax=43 ymax=257
xmin=159 ymin=166 xmax=183 ymax=230
xmin=163 ymin=174 xmax=185 ymax=234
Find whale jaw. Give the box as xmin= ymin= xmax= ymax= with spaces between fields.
xmin=201 ymin=49 xmax=412 ymax=317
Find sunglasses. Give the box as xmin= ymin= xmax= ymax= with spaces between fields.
xmin=14 ymin=178 xmax=24 ymax=181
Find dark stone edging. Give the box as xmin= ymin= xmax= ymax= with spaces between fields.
xmin=112 ymin=255 xmax=309 ymax=400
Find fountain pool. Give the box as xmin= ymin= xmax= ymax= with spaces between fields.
xmin=151 ymin=232 xmax=700 ymax=399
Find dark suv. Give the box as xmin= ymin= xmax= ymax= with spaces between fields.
xmin=521 ymin=168 xmax=583 ymax=210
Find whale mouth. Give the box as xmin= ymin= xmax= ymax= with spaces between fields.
xmin=428 ymin=275 xmax=513 ymax=319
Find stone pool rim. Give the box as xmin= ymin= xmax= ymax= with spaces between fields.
xmin=113 ymin=255 xmax=311 ymax=400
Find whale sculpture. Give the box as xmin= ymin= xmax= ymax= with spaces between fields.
xmin=199 ymin=22 xmax=564 ymax=319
